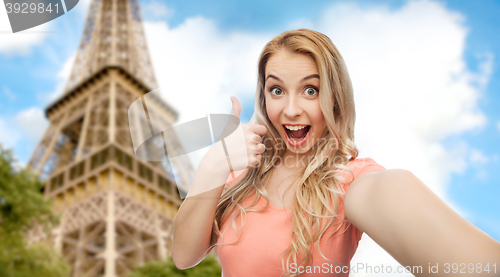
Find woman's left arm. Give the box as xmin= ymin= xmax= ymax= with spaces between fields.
xmin=344 ymin=169 xmax=500 ymax=276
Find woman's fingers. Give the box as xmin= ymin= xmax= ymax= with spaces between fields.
xmin=248 ymin=124 xmax=267 ymax=136
xmin=256 ymin=143 xmax=266 ymax=153
xmin=251 ymin=134 xmax=263 ymax=144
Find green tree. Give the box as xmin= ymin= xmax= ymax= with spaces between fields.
xmin=0 ymin=144 xmax=71 ymax=277
xmin=129 ymin=254 xmax=222 ymax=277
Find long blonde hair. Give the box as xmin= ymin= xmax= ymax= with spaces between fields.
xmin=209 ymin=29 xmax=359 ymax=276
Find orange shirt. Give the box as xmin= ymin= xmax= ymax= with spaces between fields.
xmin=216 ymin=158 xmax=386 ymax=276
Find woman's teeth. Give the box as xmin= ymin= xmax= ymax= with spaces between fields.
xmin=284 ymin=125 xmax=308 ymax=131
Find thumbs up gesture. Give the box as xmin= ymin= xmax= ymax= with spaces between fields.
xmin=186 ymin=96 xmax=267 ymax=198
xmin=222 ymin=96 xmax=267 ymax=171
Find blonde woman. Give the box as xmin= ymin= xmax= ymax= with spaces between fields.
xmin=172 ymin=29 xmax=500 ymax=276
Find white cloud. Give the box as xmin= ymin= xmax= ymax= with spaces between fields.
xmin=38 ymin=53 xmax=75 ymax=103
xmin=13 ymin=107 xmax=49 ymax=143
xmin=140 ymin=0 xmax=493 ymax=275
xmin=474 ymin=169 xmax=488 ymax=181
xmin=3 ymin=86 xmax=15 ymax=101
xmin=469 ymin=148 xmax=489 ymax=181
xmin=76 ymin=0 xmax=92 ymax=18
xmin=497 ymin=121 xmax=500 ymax=133
xmin=0 ymin=107 xmax=48 ymax=165
xmin=469 ymin=148 xmax=489 ymax=165
xmin=58 ymin=53 xmax=75 ymax=79
xmin=141 ymin=0 xmax=174 ymax=21
xmin=474 ymin=52 xmax=494 ymax=89
xmin=0 ymin=120 xmax=25 ymax=170
xmin=0 ymin=118 xmax=21 ymax=149
xmin=0 ymin=2 xmax=51 ymax=55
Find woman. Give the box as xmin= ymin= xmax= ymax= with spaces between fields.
xmin=172 ymin=29 xmax=500 ymax=276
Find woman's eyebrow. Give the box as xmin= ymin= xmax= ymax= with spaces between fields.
xmin=265 ymin=74 xmax=320 ymax=83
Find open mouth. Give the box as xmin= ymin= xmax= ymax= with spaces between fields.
xmin=282 ymin=125 xmax=311 ymax=146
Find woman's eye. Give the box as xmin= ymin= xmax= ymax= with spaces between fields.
xmin=304 ymin=87 xmax=318 ymax=96
xmin=271 ymin=87 xmax=283 ymax=95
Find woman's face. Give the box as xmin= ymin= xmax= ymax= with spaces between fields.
xmin=264 ymin=49 xmax=327 ymax=156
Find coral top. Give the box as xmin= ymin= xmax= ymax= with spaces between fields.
xmin=216 ymin=158 xmax=386 ymax=277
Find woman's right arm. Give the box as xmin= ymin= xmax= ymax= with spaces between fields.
xmin=171 ymin=140 xmax=230 ymax=269
xmin=171 ymin=96 xmax=267 ymax=269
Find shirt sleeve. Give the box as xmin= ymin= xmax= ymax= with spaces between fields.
xmin=352 ymin=157 xmax=387 ymax=178
xmin=225 ymin=168 xmax=248 ymax=187
xmin=353 ymin=223 xmax=364 ymax=243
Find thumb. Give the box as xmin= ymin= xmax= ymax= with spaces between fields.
xmin=230 ymin=96 xmax=241 ymax=118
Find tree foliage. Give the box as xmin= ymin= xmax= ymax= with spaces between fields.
xmin=129 ymin=254 xmax=222 ymax=277
xmin=0 ymin=144 xmax=71 ymax=277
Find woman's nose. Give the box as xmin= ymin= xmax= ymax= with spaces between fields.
xmin=283 ymin=96 xmax=302 ymax=118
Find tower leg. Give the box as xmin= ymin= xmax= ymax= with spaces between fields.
xmin=105 ymin=191 xmax=116 ymax=277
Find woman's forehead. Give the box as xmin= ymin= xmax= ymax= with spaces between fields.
xmin=265 ymin=52 xmax=319 ymax=81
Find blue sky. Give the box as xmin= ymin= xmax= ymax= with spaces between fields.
xmin=1 ymin=0 xmax=499 ymax=273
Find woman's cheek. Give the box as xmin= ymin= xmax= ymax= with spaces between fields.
xmin=266 ymin=103 xmax=278 ymax=122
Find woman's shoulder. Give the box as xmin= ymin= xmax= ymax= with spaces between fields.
xmin=343 ymin=157 xmax=386 ymax=183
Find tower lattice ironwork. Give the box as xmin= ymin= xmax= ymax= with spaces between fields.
xmin=27 ymin=0 xmax=196 ymax=275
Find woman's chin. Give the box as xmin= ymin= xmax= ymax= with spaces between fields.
xmin=284 ymin=141 xmax=312 ymax=155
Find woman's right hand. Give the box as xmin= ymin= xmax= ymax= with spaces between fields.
xmin=221 ymin=96 xmax=267 ymax=171
xmin=188 ymin=96 xmax=267 ymax=198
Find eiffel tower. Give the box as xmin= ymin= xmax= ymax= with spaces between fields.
xmin=27 ymin=0 xmax=195 ymax=275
